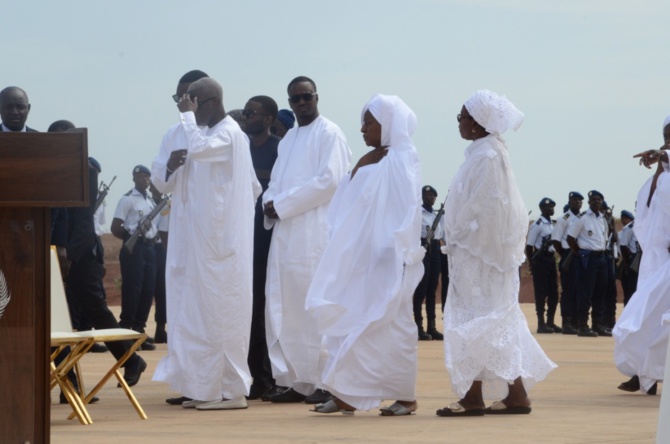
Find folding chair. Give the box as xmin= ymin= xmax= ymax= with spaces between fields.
xmin=50 ymin=246 xmax=95 ymax=424
xmin=49 ymin=246 xmax=149 ymax=423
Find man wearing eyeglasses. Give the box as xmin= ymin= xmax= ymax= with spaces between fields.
xmin=241 ymin=95 xmax=281 ymax=401
xmin=152 ymin=74 xmax=262 ymax=411
xmin=262 ymin=76 xmax=351 ymax=404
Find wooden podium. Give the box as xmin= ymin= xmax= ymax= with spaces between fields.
xmin=0 ymin=130 xmax=88 ymax=444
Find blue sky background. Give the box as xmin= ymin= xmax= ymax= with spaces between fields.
xmin=2 ymin=1 xmax=668 ymax=226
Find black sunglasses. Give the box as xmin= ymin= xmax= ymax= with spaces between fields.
xmin=243 ymin=110 xmax=269 ymax=119
xmin=288 ymin=93 xmax=317 ymax=104
xmin=456 ymin=113 xmax=474 ymax=122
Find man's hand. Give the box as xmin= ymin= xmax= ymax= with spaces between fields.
xmin=264 ymin=201 xmax=279 ymax=219
xmin=634 ymin=146 xmax=669 ymax=169
xmin=167 ymin=149 xmax=187 ymax=172
xmin=177 ymin=93 xmax=198 ymax=113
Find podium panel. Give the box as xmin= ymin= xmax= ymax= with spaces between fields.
xmin=0 ymin=208 xmax=49 ymax=444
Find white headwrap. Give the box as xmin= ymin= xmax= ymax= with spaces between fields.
xmin=362 ymin=94 xmax=417 ymax=150
xmin=464 ymin=89 xmax=524 ymax=135
xmin=663 ymin=115 xmax=670 ymax=131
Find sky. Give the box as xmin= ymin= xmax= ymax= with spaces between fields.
xmin=2 ymin=0 xmax=668 ymax=228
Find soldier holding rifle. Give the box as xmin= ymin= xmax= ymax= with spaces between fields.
xmin=525 ymin=198 xmax=560 ymax=334
xmin=110 ymin=165 xmax=158 ymax=350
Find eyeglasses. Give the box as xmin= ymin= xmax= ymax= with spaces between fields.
xmin=243 ymin=109 xmax=269 ymax=119
xmin=288 ymin=93 xmax=317 ymax=104
xmin=171 ymin=95 xmax=215 ymax=106
xmin=456 ymin=113 xmax=474 ymax=122
xmin=197 ymin=97 xmax=215 ymax=106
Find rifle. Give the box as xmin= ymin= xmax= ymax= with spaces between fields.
xmin=94 ymin=175 xmax=116 ymax=213
xmin=123 ymin=197 xmax=170 ymax=254
xmin=425 ymin=198 xmax=446 ymax=252
xmin=531 ymin=234 xmax=552 ymax=262
xmin=561 ymin=250 xmax=575 ymax=272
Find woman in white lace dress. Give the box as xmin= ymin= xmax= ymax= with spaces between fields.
xmin=437 ymin=90 xmax=557 ymax=417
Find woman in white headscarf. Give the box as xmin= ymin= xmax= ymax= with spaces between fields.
xmin=305 ymin=94 xmax=425 ymax=416
xmin=613 ymin=115 xmax=670 ymax=395
xmin=437 ymin=90 xmax=556 ymax=417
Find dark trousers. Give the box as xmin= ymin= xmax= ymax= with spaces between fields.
xmin=603 ymin=254 xmax=618 ymax=326
xmin=531 ymin=253 xmax=559 ymax=320
xmin=413 ymin=239 xmax=441 ymax=325
xmin=153 ymin=242 xmax=167 ymax=325
xmin=248 ymin=222 xmax=274 ymax=390
xmin=119 ymin=240 xmax=156 ymax=332
xmin=621 ymin=269 xmax=638 ymax=306
xmin=440 ymin=252 xmax=449 ymax=311
xmin=66 ymin=252 xmax=135 ymax=363
xmin=559 ymin=251 xmax=578 ymax=321
xmin=575 ymin=251 xmax=607 ymax=325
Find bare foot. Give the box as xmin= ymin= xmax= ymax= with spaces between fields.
xmin=333 ymin=397 xmax=356 ymax=412
xmin=395 ymin=400 xmax=417 ymax=412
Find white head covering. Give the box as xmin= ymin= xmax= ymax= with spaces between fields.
xmin=464 ymin=89 xmax=524 ymax=135
xmin=663 ymin=115 xmax=670 ymax=131
xmin=362 ymin=94 xmax=417 ymax=151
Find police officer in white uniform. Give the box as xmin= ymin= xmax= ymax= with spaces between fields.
xmin=566 ymin=190 xmax=611 ymax=338
xmin=618 ymin=209 xmax=639 ymax=305
xmin=550 ymin=191 xmax=583 ymax=334
xmin=413 ymin=185 xmax=444 ymax=341
xmin=526 ymin=198 xmax=560 ymax=334
xmin=110 ymin=165 xmax=158 ymax=349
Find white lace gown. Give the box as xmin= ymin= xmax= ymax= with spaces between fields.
xmin=443 ymin=135 xmax=557 ymax=399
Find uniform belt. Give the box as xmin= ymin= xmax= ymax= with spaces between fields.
xmin=584 ymin=250 xmax=606 ymax=256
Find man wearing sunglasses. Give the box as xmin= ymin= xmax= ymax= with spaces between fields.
xmin=241 ymin=95 xmax=281 ymax=401
xmin=262 ymin=76 xmax=351 ymax=404
xmin=152 ymin=74 xmax=262 ymax=411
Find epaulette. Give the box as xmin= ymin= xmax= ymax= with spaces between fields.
xmin=123 ymin=188 xmax=133 ymax=196
xmin=577 ymin=211 xmax=587 ymax=218
xmin=534 ymin=219 xmax=541 ymax=225
xmin=563 ymin=213 xmax=570 ymax=220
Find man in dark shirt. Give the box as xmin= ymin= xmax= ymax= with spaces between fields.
xmin=241 ymin=95 xmax=280 ymax=400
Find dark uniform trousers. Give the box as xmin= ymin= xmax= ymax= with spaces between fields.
xmin=67 ymin=249 xmax=134 ymax=361
xmin=531 ymin=252 xmax=559 ymax=320
xmin=440 ymin=252 xmax=449 ymax=310
xmin=119 ymin=238 xmax=156 ymax=332
xmin=575 ymin=250 xmax=607 ymax=326
xmin=621 ymin=268 xmax=638 ymax=306
xmin=153 ymin=242 xmax=167 ymax=325
xmin=413 ymin=239 xmax=441 ymax=325
xmin=559 ymin=250 xmax=578 ymax=324
xmin=603 ymin=253 xmax=618 ymax=327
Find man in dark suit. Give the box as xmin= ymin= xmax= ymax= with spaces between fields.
xmin=0 ymin=86 xmax=36 ymax=132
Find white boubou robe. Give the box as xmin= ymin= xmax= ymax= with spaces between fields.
xmin=263 ymin=115 xmax=351 ymax=394
xmin=443 ymin=135 xmax=557 ymax=399
xmin=151 ymin=112 xmax=261 ymax=401
xmin=614 ymin=161 xmax=670 ymax=392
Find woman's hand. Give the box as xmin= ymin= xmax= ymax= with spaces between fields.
xmin=351 ymin=147 xmax=388 ymax=178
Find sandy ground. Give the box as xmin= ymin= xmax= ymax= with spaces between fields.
xmin=50 ymin=304 xmax=662 ymax=444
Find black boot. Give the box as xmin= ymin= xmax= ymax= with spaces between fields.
xmin=561 ymin=317 xmax=578 ymax=335
xmin=426 ymin=320 xmax=443 ymax=340
xmin=154 ymin=323 xmax=167 ymax=344
xmin=546 ymin=311 xmax=562 ymax=333
xmin=577 ymin=320 xmax=598 ymax=337
xmin=536 ymin=314 xmax=554 ymax=334
xmin=415 ymin=316 xmax=432 ymax=341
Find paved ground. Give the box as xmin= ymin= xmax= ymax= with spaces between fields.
xmin=50 ymin=304 xmax=663 ymax=444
